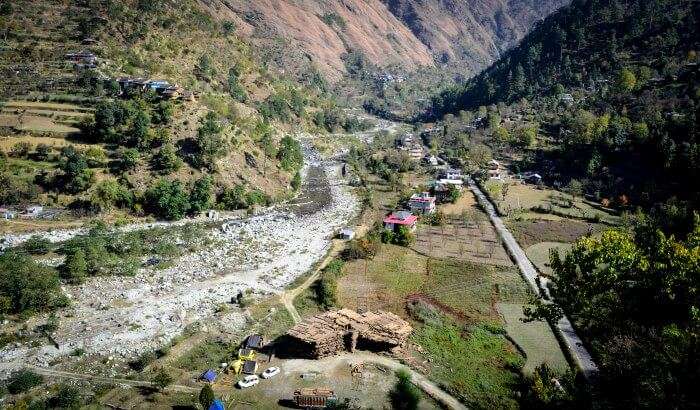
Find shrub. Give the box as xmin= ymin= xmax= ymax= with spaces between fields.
xmin=7 ymin=371 xmax=43 ymax=394
xmin=189 ymin=176 xmax=213 ymax=214
xmin=151 ymin=368 xmax=173 ymax=390
xmin=51 ymin=385 xmax=81 ymax=409
xmin=61 ymin=249 xmax=88 ymax=284
xmin=291 ymin=171 xmax=302 ymax=191
xmin=131 ymin=350 xmax=157 ymax=371
xmin=317 ymin=272 xmax=338 ymax=310
xmin=200 ymin=385 xmax=215 ymax=408
xmin=10 ymin=142 xmax=31 ymax=158
xmin=145 ymin=179 xmax=191 ymax=220
xmin=22 ymin=236 xmax=53 ymax=255
xmin=389 ymin=369 xmax=421 ymax=410
xmin=394 ymin=226 xmax=415 ymax=247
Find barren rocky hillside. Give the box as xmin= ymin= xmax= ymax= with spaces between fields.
xmin=213 ymin=0 xmax=569 ymax=80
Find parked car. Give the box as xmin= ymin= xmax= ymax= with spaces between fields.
xmin=261 ymin=366 xmax=280 ymax=379
xmin=237 ymin=375 xmax=260 ymax=388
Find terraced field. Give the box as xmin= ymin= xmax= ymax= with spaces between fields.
xmin=0 ymin=100 xmax=92 ymax=135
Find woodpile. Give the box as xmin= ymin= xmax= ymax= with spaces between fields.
xmin=286 ymin=309 xmax=412 ymax=358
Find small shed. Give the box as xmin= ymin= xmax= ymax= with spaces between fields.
xmin=209 ymin=399 xmax=225 ymax=410
xmin=200 ymin=369 xmax=217 ymax=383
xmin=245 ymin=334 xmax=264 ymax=350
xmin=339 ymin=228 xmax=355 ymax=240
xmin=242 ymin=360 xmax=258 ymax=375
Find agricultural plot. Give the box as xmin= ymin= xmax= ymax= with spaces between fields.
xmin=490 ymin=180 xmax=620 ymax=224
xmin=496 ymin=303 xmax=569 ymax=375
xmin=0 ymin=100 xmax=91 ymax=135
xmin=413 ymin=218 xmax=512 ymax=267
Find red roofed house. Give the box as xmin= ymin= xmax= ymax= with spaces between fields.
xmin=408 ymin=192 xmax=436 ymax=215
xmin=383 ymin=211 xmax=418 ymax=232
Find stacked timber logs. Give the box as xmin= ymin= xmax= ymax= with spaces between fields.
xmin=286 ymin=309 xmax=412 ymax=359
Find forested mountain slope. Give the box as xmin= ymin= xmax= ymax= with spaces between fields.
xmin=431 ymin=0 xmax=699 ymax=207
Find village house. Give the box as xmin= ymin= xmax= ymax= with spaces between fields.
xmin=383 ymin=211 xmax=418 ymax=232
xmin=1 ymin=208 xmax=15 ymax=220
xmin=24 ymin=205 xmax=43 ymax=218
xmin=487 ymin=160 xmax=502 ymax=179
xmin=65 ymin=51 xmax=98 ymax=67
xmin=394 ymin=133 xmax=414 ymax=148
xmin=441 ymin=168 xmax=463 ymax=181
xmin=424 ymin=155 xmax=438 ymax=166
xmin=408 ymin=192 xmax=436 ymax=215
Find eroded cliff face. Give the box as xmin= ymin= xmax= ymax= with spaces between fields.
xmin=208 ymin=0 xmax=569 ymax=80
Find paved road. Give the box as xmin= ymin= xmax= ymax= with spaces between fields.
xmin=467 ymin=177 xmax=599 ymax=381
xmin=0 ymin=362 xmax=198 ymax=393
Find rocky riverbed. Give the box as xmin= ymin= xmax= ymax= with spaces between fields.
xmin=0 ymin=143 xmax=359 ymax=368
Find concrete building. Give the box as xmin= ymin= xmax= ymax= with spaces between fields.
xmin=408 ymin=192 xmax=436 ymax=215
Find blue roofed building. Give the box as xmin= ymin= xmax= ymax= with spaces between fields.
xmin=209 ymin=399 xmax=225 ymax=410
xmin=201 ymin=369 xmax=217 ymax=383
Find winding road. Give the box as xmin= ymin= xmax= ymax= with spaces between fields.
xmin=467 ymin=177 xmax=599 ymax=381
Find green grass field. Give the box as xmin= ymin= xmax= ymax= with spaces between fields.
xmin=497 ymin=303 xmax=569 ymax=375
xmin=411 ymin=319 xmax=523 ymax=409
xmin=525 ymin=242 xmax=572 ymax=277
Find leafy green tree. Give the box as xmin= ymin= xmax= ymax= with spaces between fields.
xmin=277 ymin=136 xmax=303 ymax=172
xmin=152 ymin=101 xmax=174 ymax=125
xmin=389 ymin=369 xmax=421 ymax=410
xmin=194 ymin=112 xmax=228 ymax=170
xmin=493 ymin=126 xmax=510 ymax=143
xmin=394 ymin=226 xmax=415 ymax=247
xmin=58 ymin=146 xmax=94 ymax=194
xmin=118 ymin=147 xmax=139 ymax=171
xmin=199 ymin=384 xmax=215 ymax=409
xmin=219 ymin=184 xmax=247 ymax=210
xmin=62 ymin=249 xmax=88 ymax=284
xmin=34 ymin=143 xmax=52 ymax=161
xmin=145 ymin=179 xmax=191 ymax=220
xmin=131 ymin=109 xmax=152 ymax=149
xmin=517 ymin=127 xmax=537 ymax=147
xmin=152 ymin=144 xmax=182 ymax=174
xmin=91 ymin=179 xmax=133 ymax=210
xmin=0 ymin=252 xmax=67 ymax=315
xmin=616 ymin=68 xmax=637 ymax=93
xmin=189 ymin=176 xmax=213 ymax=213
xmin=152 ymin=368 xmax=173 ymax=390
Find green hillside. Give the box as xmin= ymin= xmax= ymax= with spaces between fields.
xmin=430 ymin=0 xmax=698 ymax=208
xmin=0 ymin=0 xmax=362 ymax=221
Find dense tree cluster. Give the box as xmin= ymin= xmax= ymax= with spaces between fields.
xmin=431 ymin=0 xmax=698 ymax=206
xmin=0 ymin=252 xmax=68 ymax=316
xmin=549 ymin=210 xmax=700 ymax=407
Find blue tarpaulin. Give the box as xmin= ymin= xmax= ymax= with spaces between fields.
xmin=201 ymin=369 xmax=217 ymax=382
xmin=209 ymin=399 xmax=225 ymax=410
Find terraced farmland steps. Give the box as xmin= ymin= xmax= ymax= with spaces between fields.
xmin=467 ymin=177 xmax=600 ymax=382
